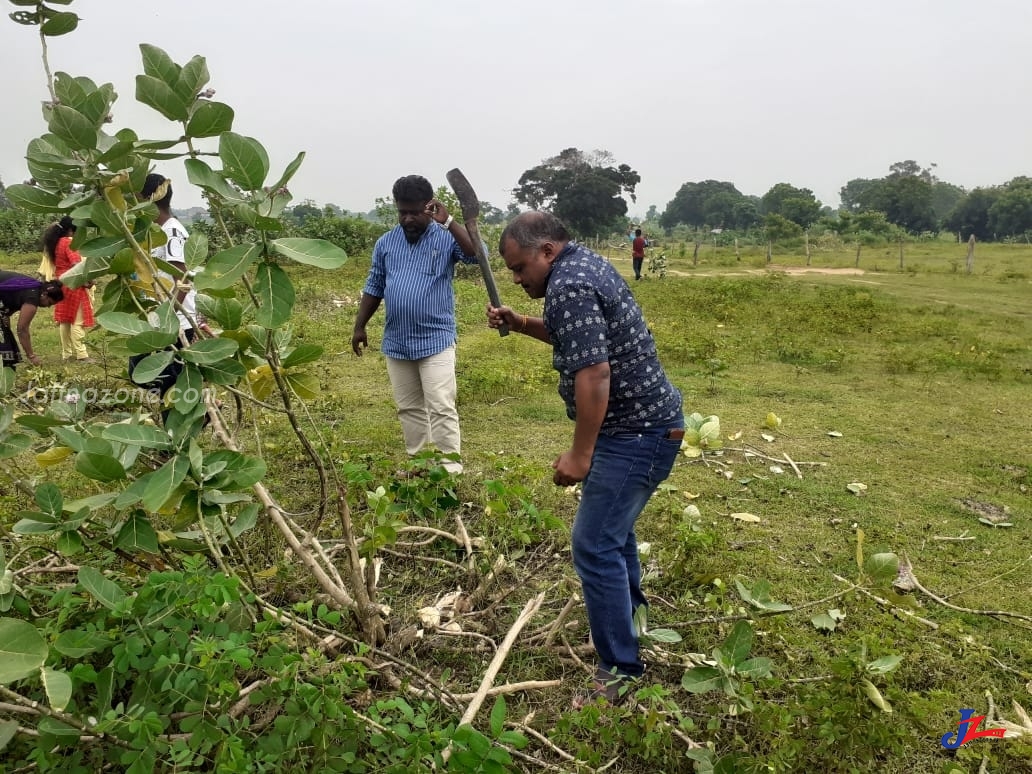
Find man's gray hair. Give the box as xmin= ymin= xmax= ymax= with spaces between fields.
xmin=499 ymin=211 xmax=570 ymax=254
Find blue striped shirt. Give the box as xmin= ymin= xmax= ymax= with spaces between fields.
xmin=363 ymin=223 xmax=477 ymax=360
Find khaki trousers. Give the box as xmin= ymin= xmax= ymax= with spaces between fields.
xmin=385 ymin=345 xmax=462 ymax=473
xmin=59 ymin=304 xmax=88 ymax=360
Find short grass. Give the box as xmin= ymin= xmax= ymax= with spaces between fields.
xmin=2 ymin=239 xmax=1031 ymax=772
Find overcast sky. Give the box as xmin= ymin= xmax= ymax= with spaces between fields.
xmin=1 ymin=0 xmax=1029 ymax=218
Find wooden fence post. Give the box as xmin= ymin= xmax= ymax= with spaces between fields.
xmin=854 ymin=240 xmax=862 ymax=267
xmin=899 ymin=236 xmax=904 ymax=270
xmin=735 ymin=237 xmax=740 ymax=261
xmin=965 ymin=234 xmax=975 ymax=274
xmin=805 ymin=229 xmax=811 ymax=266
xmin=766 ymin=240 xmax=772 ymax=263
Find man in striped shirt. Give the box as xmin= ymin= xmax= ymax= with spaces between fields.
xmin=352 ymin=175 xmax=478 ymax=474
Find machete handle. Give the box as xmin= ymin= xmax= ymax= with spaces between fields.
xmin=446 ymin=167 xmax=508 ymax=336
xmin=464 ymin=217 xmax=509 ymax=336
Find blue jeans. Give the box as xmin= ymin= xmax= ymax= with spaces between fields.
xmin=571 ymin=423 xmax=683 ymax=678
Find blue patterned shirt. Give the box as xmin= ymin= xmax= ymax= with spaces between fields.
xmin=544 ymin=242 xmax=682 ymax=433
xmin=363 ymin=223 xmax=476 ymax=360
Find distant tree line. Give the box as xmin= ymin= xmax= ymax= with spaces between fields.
xmin=4 ymin=155 xmax=1031 ymax=257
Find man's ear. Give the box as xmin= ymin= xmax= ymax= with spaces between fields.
xmin=541 ymin=241 xmax=560 ymax=265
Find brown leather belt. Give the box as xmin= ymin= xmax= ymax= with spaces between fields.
xmin=664 ymin=428 xmax=685 ymax=441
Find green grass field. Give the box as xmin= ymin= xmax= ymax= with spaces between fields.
xmin=2 ymin=238 xmax=1030 ymax=772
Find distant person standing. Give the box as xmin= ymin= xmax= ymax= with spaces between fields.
xmin=130 ymin=174 xmax=206 ymax=422
xmin=42 ymin=216 xmax=95 ymax=362
xmin=631 ymin=228 xmax=648 ymax=280
xmin=351 ymin=175 xmax=478 ymax=474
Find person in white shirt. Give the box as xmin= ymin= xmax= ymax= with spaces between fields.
xmin=129 ymin=174 xmax=210 ymax=422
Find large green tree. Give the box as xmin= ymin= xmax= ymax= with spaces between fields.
xmin=513 ymin=148 xmax=639 ymax=237
xmin=943 ymin=187 xmax=1000 ymax=241
xmin=0 ymin=176 xmax=11 ymax=210
xmin=988 ymin=177 xmax=1032 ymax=238
xmin=838 ymin=161 xmax=941 ymax=234
xmin=760 ymin=183 xmax=822 ymax=228
xmin=659 ymin=180 xmax=757 ymax=230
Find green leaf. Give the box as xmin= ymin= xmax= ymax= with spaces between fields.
xmin=867 ymin=655 xmax=903 ymax=675
xmin=139 ymin=43 xmax=180 ymax=85
xmin=41 ymin=10 xmax=78 ymax=36
xmin=199 ymin=359 xmax=246 ymax=386
xmin=284 ymin=371 xmax=319 ymax=400
xmin=0 ymin=619 xmax=47 ymax=684
xmin=143 ymin=456 xmax=191 ymax=512
xmin=42 ymin=667 xmax=72 ymax=711
xmin=0 ymin=367 xmax=14 ymax=397
xmin=11 ymin=518 xmax=60 ymax=535
xmin=196 ymin=294 xmax=242 ymax=330
xmin=129 ymin=350 xmax=175 ymax=385
xmin=268 ymin=151 xmax=306 ymax=192
xmin=186 ymin=101 xmax=234 ymax=138
xmin=90 ymin=198 xmax=125 ymax=237
xmin=34 ymin=482 xmax=63 ymax=516
xmin=77 ymin=567 xmax=126 ymax=611
xmin=153 ymin=301 xmax=181 ymax=336
xmin=272 ymin=238 xmax=348 ymax=269
xmin=229 ymin=503 xmax=260 ymax=538
xmin=5 ymin=183 xmax=61 ymax=214
xmin=56 ymin=530 xmax=83 ymax=555
xmin=185 ymin=232 xmax=208 ymax=266
xmin=78 ymin=235 xmax=128 ymax=259
xmin=282 ymin=343 xmax=324 ymax=368
xmin=0 ymin=719 xmax=17 ymax=751
xmin=126 ymin=330 xmax=179 ymax=354
xmin=75 ymin=452 xmax=127 ymax=482
xmin=96 ymin=311 xmax=152 ymax=336
xmin=219 ymin=132 xmax=269 ymax=191
xmin=177 ymin=55 xmax=210 ymax=101
xmin=864 ymin=552 xmax=898 ymax=584
xmin=172 ymin=364 xmax=202 ymax=414
xmin=254 ymin=263 xmax=294 ymax=327
xmin=489 ymin=694 xmax=506 ymax=737
xmin=194 ymin=244 xmax=259 ymax=290
xmin=101 ymin=424 xmax=172 ymax=448
xmin=860 ymin=678 xmax=892 ymax=713
xmin=135 ymin=74 xmax=189 ymax=122
xmin=734 ymin=578 xmax=793 ymax=613
xmin=0 ymin=434 xmax=33 ymax=460
xmin=204 ymin=450 xmax=267 ymax=489
xmin=811 ymin=612 xmax=839 ymax=632
xmin=644 ymin=627 xmax=682 ymax=644
xmin=114 ymin=473 xmax=152 ymax=509
xmin=184 ymin=158 xmax=246 ymax=203
xmin=63 ymin=491 xmax=118 ymax=513
xmin=735 ymin=656 xmax=772 ymax=679
xmin=681 ymin=666 xmax=723 ymax=694
xmin=115 ymin=513 xmax=160 ymax=554
xmin=48 ymin=104 xmax=96 ymax=150
xmin=37 ymin=717 xmax=80 ymax=738
xmin=178 ymin=338 xmax=238 ymax=365
xmin=53 ymin=629 xmax=113 ymax=658
xmin=722 ymin=620 xmax=754 ymax=665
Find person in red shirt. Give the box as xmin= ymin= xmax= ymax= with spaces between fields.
xmin=42 ymin=216 xmax=95 ymax=363
xmin=631 ymin=228 xmax=648 ymax=280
